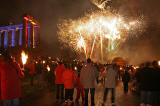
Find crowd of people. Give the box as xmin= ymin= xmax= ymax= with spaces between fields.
xmin=0 ymin=49 xmax=159 ymax=106
xmin=54 ymin=59 xmax=160 ymax=106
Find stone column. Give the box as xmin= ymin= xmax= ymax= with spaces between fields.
xmin=25 ymin=19 xmax=28 ymax=47
xmin=34 ymin=26 xmax=38 ymax=48
xmin=27 ymin=24 xmax=31 ymax=47
xmin=4 ymin=30 xmax=8 ymax=48
xmin=11 ymin=29 xmax=15 ymax=47
xmin=37 ymin=26 xmax=40 ymax=47
xmin=32 ymin=24 xmax=35 ymax=48
xmin=0 ymin=31 xmax=1 ymax=47
xmin=19 ymin=28 xmax=23 ymax=46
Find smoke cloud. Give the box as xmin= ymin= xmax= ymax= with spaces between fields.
xmin=110 ymin=0 xmax=160 ymax=65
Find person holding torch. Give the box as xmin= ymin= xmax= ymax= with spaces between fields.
xmin=46 ymin=65 xmax=53 ymax=88
xmin=28 ymin=60 xmax=36 ymax=87
xmin=0 ymin=50 xmax=24 ymax=106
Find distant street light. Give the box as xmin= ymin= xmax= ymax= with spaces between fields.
xmin=158 ymin=61 xmax=160 ymax=66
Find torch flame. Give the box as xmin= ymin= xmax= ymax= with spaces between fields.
xmin=47 ymin=65 xmax=50 ymax=72
xmin=43 ymin=60 xmax=46 ymax=64
xmin=74 ymin=66 xmax=78 ymax=71
xmin=158 ymin=61 xmax=160 ymax=66
xmin=21 ymin=51 xmax=28 ymax=65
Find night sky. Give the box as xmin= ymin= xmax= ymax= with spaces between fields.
xmin=0 ymin=0 xmax=160 ymax=64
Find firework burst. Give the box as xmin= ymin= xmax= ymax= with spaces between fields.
xmin=58 ymin=10 xmax=144 ymax=62
xmin=90 ymin=0 xmax=111 ymax=9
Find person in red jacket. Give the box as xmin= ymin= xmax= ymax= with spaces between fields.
xmin=54 ymin=61 xmax=65 ymax=102
xmin=28 ymin=61 xmax=36 ymax=86
xmin=75 ymin=73 xmax=84 ymax=104
xmin=62 ymin=64 xmax=77 ymax=105
xmin=0 ymin=50 xmax=24 ymax=106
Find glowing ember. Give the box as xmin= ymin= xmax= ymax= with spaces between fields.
xmin=21 ymin=51 xmax=28 ymax=65
xmin=43 ymin=60 xmax=45 ymax=64
xmin=47 ymin=65 xmax=50 ymax=72
xmin=120 ymin=67 xmax=123 ymax=70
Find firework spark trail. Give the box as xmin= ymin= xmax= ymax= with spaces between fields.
xmin=100 ymin=35 xmax=103 ymax=61
xmin=90 ymin=35 xmax=97 ymax=58
xmin=90 ymin=0 xmax=111 ymax=9
xmin=99 ymin=24 xmax=104 ymax=62
xmin=77 ymin=36 xmax=87 ymax=58
xmin=57 ymin=10 xmax=144 ymax=62
xmin=77 ymin=23 xmax=88 ymax=58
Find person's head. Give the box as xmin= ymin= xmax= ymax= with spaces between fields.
xmin=66 ymin=63 xmax=71 ymax=70
xmin=87 ymin=58 xmax=91 ymax=63
xmin=125 ymin=66 xmax=130 ymax=71
xmin=12 ymin=57 xmax=16 ymax=62
xmin=139 ymin=63 xmax=145 ymax=68
xmin=0 ymin=49 xmax=12 ymax=62
xmin=152 ymin=60 xmax=159 ymax=68
xmin=58 ymin=61 xmax=62 ymax=65
xmin=124 ymin=70 xmax=128 ymax=74
xmin=145 ymin=62 xmax=151 ymax=67
xmin=0 ymin=54 xmax=4 ymax=62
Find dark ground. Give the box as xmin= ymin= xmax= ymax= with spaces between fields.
xmin=19 ymin=80 xmax=140 ymax=106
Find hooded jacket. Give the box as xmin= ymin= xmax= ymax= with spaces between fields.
xmin=62 ymin=69 xmax=77 ymax=89
xmin=104 ymin=65 xmax=117 ymax=88
xmin=0 ymin=61 xmax=24 ymax=100
xmin=80 ymin=63 xmax=98 ymax=88
xmin=54 ymin=64 xmax=65 ymax=84
xmin=28 ymin=63 xmax=36 ymax=75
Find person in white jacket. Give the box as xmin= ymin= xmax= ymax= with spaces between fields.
xmin=102 ymin=64 xmax=118 ymax=106
xmin=80 ymin=58 xmax=98 ymax=106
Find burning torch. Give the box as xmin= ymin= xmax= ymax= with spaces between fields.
xmin=47 ymin=65 xmax=50 ymax=72
xmin=74 ymin=66 xmax=78 ymax=71
xmin=21 ymin=51 xmax=28 ymax=69
xmin=43 ymin=60 xmax=46 ymax=64
xmin=158 ymin=60 xmax=160 ymax=66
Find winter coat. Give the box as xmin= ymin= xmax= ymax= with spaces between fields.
xmin=135 ymin=67 xmax=157 ymax=91
xmin=36 ymin=63 xmax=42 ymax=74
xmin=62 ymin=69 xmax=77 ymax=89
xmin=76 ymin=77 xmax=83 ymax=89
xmin=104 ymin=65 xmax=117 ymax=88
xmin=153 ymin=68 xmax=160 ymax=91
xmin=0 ymin=61 xmax=24 ymax=100
xmin=80 ymin=63 xmax=98 ymax=88
xmin=122 ymin=72 xmax=130 ymax=84
xmin=54 ymin=64 xmax=65 ymax=84
xmin=28 ymin=63 xmax=36 ymax=75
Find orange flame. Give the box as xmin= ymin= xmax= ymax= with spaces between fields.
xmin=21 ymin=51 xmax=28 ymax=65
xmin=158 ymin=61 xmax=160 ymax=66
xmin=47 ymin=65 xmax=50 ymax=72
